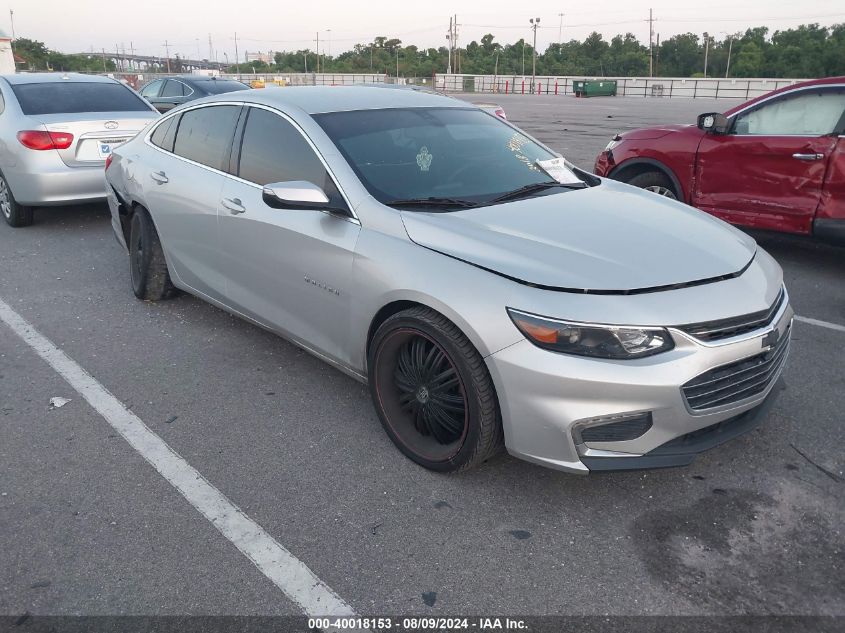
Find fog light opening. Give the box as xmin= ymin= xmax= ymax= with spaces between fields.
xmin=573 ymin=412 xmax=654 ymax=444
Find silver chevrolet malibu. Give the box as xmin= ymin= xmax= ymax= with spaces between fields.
xmin=0 ymin=73 xmax=159 ymax=227
xmin=105 ymin=87 xmax=792 ymax=474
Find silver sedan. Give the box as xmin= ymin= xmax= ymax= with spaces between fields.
xmin=0 ymin=72 xmax=159 ymax=226
xmin=105 ymin=87 xmax=792 ymax=473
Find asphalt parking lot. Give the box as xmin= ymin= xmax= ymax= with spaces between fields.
xmin=1 ymin=95 xmax=843 ymax=627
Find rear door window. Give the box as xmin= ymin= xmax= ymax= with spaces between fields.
xmin=172 ymin=105 xmax=241 ymax=170
xmin=11 ymin=82 xmax=152 ymax=115
xmin=160 ymin=80 xmax=186 ymax=98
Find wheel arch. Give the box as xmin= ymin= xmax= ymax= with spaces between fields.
xmin=609 ymin=158 xmax=685 ymax=201
xmin=363 ymin=294 xmax=499 ymax=372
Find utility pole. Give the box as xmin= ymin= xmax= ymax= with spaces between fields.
xmin=101 ymin=48 xmax=107 ymax=73
xmin=396 ymin=48 xmax=399 ymax=78
xmin=453 ymin=14 xmax=459 ymax=74
xmin=304 ymin=51 xmax=307 ymax=72
xmin=163 ymin=40 xmax=172 ymax=73
xmin=130 ymin=42 xmax=135 ymax=70
xmin=655 ymin=33 xmax=660 ymax=76
xmin=233 ymin=32 xmax=239 ymax=73
xmin=725 ymin=36 xmax=733 ymax=78
xmin=557 ymin=13 xmax=564 ymax=50
xmin=316 ymin=31 xmax=319 ymax=74
xmin=529 ymin=17 xmax=540 ymax=94
xmin=648 ymin=8 xmax=654 ymax=78
xmin=447 ymin=17 xmax=452 ymax=73
xmin=703 ymin=32 xmax=710 ymax=78
xmin=115 ymin=44 xmax=121 ymax=72
xmin=209 ymin=34 xmax=214 ymax=61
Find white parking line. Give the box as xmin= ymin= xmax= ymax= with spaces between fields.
xmin=0 ymin=297 xmax=355 ymax=620
xmin=796 ymin=315 xmax=845 ymax=334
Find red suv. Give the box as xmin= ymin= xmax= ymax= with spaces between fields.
xmin=594 ymin=77 xmax=845 ymax=245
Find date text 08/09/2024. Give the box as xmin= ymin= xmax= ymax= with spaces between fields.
xmin=307 ymin=617 xmax=529 ymax=630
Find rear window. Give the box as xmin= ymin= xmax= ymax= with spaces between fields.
xmin=11 ymin=82 xmax=151 ymax=115
xmin=197 ymin=80 xmax=250 ymax=95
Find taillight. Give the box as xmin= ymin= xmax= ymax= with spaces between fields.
xmin=104 ymin=154 xmax=114 ymax=170
xmin=17 ymin=130 xmax=74 ymax=150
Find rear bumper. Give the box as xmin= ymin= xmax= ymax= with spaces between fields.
xmin=8 ymin=165 xmax=108 ymax=206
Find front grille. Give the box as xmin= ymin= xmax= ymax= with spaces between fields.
xmin=678 ymin=287 xmax=785 ymax=342
xmin=682 ymin=325 xmax=790 ymax=411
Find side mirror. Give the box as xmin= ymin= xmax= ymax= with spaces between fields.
xmin=697 ymin=112 xmax=729 ymax=135
xmin=262 ymin=181 xmax=331 ymax=209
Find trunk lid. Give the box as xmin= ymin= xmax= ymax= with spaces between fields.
xmin=36 ymin=112 xmax=158 ymax=167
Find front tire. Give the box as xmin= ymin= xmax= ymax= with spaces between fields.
xmin=128 ymin=208 xmax=176 ymax=301
xmin=368 ymin=306 xmax=503 ymax=472
xmin=625 ymin=171 xmax=678 ymax=200
xmin=0 ymin=172 xmax=34 ymax=227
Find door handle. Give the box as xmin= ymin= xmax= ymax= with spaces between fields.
xmin=221 ymin=197 xmax=246 ymax=214
xmin=151 ymin=171 xmax=168 ymax=184
xmin=792 ymin=153 xmax=824 ymax=161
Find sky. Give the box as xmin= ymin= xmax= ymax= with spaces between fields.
xmin=10 ymin=0 xmax=845 ymax=62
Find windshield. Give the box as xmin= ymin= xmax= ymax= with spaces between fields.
xmin=12 ymin=82 xmax=152 ymax=115
xmin=314 ymin=107 xmax=580 ymax=206
xmin=199 ymin=80 xmax=250 ymax=94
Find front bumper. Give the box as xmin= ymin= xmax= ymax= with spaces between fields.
xmin=8 ymin=164 xmax=108 ymax=206
xmin=486 ymin=296 xmax=793 ymax=474
xmin=593 ymin=150 xmax=613 ymax=176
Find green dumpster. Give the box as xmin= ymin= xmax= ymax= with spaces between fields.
xmin=573 ymin=79 xmax=617 ymax=97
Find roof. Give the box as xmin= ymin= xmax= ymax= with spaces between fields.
xmin=1 ymin=72 xmax=117 ymax=85
xmin=203 ymin=85 xmax=466 ymax=114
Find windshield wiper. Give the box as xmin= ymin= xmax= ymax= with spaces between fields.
xmin=385 ymin=197 xmax=479 ymax=209
xmin=489 ymin=181 xmax=585 ymax=204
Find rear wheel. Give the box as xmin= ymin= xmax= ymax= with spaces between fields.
xmin=368 ymin=306 xmax=503 ymax=472
xmin=128 ymin=208 xmax=176 ymax=301
xmin=0 ymin=172 xmax=34 ymax=227
xmin=625 ymin=171 xmax=678 ymax=200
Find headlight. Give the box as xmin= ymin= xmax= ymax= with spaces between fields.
xmin=605 ymin=134 xmax=622 ymax=151
xmin=507 ymin=309 xmax=674 ymax=359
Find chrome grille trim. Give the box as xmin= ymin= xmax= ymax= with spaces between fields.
xmin=678 ymin=287 xmax=785 ymax=342
xmin=682 ymin=324 xmax=790 ymax=411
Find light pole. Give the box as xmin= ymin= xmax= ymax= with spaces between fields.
xmin=530 ymin=17 xmax=540 ymax=94
xmin=703 ymin=32 xmax=712 ymax=78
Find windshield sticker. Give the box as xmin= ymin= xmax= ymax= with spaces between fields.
xmin=416 ymin=146 xmax=433 ymax=172
xmin=535 ymin=157 xmax=583 ymax=185
xmin=506 ymin=133 xmax=539 ymax=171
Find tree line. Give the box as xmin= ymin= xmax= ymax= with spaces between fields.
xmin=12 ymin=23 xmax=845 ymax=79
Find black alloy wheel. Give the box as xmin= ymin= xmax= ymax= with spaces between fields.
xmin=368 ymin=306 xmax=503 ymax=472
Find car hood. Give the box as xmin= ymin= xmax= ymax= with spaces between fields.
xmin=620 ymin=124 xmax=691 ymax=140
xmin=400 ymin=180 xmax=757 ymax=293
